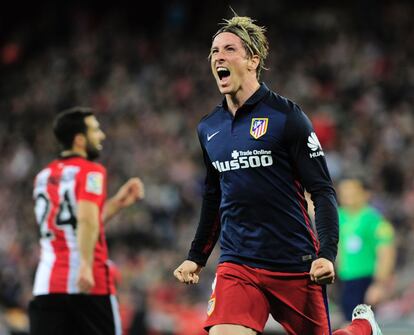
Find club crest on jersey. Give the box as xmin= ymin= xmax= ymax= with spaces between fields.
xmin=86 ymin=172 xmax=103 ymax=195
xmin=250 ymin=118 xmax=268 ymax=139
xmin=207 ymin=297 xmax=215 ymax=316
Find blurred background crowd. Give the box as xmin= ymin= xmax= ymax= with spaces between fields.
xmin=1 ymin=0 xmax=414 ymax=334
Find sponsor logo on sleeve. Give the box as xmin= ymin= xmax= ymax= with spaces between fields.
xmin=307 ymin=132 xmax=324 ymax=158
xmin=86 ymin=172 xmax=103 ymax=195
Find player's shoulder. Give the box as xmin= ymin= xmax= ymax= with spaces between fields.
xmin=80 ymin=159 xmax=105 ymax=172
xmin=363 ymin=206 xmax=394 ymax=237
xmin=74 ymin=159 xmax=106 ymax=195
xmin=199 ymin=105 xmax=222 ymax=124
xmin=36 ymin=158 xmax=62 ymax=176
xmin=263 ymin=91 xmax=312 ymax=138
xmin=359 ymin=206 xmax=387 ymax=230
xmin=59 ymin=156 xmax=106 ymax=174
xmin=263 ymin=90 xmax=301 ymax=116
xmin=197 ymin=105 xmax=223 ymax=133
xmin=34 ymin=160 xmax=56 ymax=182
xmin=363 ymin=206 xmax=383 ymax=219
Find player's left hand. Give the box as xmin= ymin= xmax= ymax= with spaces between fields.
xmin=77 ymin=262 xmax=95 ymax=293
xmin=365 ymin=281 xmax=391 ymax=306
xmin=309 ymin=257 xmax=335 ymax=285
xmin=114 ymin=177 xmax=145 ymax=208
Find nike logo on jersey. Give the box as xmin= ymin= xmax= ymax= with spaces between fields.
xmin=207 ymin=131 xmax=220 ymax=142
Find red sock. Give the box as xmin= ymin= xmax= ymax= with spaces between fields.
xmin=333 ymin=319 xmax=372 ymax=335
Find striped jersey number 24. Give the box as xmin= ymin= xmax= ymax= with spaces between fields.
xmin=34 ymin=191 xmax=77 ymax=238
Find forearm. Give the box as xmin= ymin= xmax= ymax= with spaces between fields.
xmin=313 ymin=191 xmax=339 ymax=262
xmin=188 ymin=192 xmax=221 ymax=266
xmin=189 ymin=139 xmax=222 ymax=266
xmin=365 ymin=244 xmax=396 ymax=305
xmin=77 ymin=219 xmax=99 ymax=265
xmin=103 ymin=178 xmax=144 ymax=222
xmin=77 ymin=201 xmax=100 ymax=265
xmin=374 ymin=245 xmax=396 ymax=284
xmin=102 ymin=196 xmax=121 ymax=222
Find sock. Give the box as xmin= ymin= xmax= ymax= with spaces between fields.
xmin=333 ymin=319 xmax=372 ymax=335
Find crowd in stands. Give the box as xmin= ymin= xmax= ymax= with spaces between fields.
xmin=0 ymin=1 xmax=413 ymax=333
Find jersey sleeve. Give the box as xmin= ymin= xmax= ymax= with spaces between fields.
xmin=77 ymin=163 xmax=107 ymax=205
xmin=374 ymin=218 xmax=395 ymax=248
xmin=284 ymin=105 xmax=339 ymax=263
xmin=187 ymin=126 xmax=222 ymax=266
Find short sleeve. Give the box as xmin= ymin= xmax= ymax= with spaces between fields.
xmin=77 ymin=164 xmax=107 ymax=205
xmin=374 ymin=219 xmax=395 ymax=247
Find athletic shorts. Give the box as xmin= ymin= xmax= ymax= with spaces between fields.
xmin=204 ymin=262 xmax=332 ymax=335
xmin=28 ymin=294 xmax=122 ymax=335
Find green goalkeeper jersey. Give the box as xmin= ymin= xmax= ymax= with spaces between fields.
xmin=337 ymin=206 xmax=394 ymax=280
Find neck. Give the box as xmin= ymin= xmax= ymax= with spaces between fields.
xmin=346 ymin=204 xmax=365 ymax=214
xmin=226 ymin=81 xmax=260 ymax=115
xmin=60 ymin=148 xmax=87 ymax=158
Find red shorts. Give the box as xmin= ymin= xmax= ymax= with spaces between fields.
xmin=204 ymin=262 xmax=331 ymax=335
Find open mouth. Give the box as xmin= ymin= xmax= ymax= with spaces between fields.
xmin=217 ymin=67 xmax=230 ymax=80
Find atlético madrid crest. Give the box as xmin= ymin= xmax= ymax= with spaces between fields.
xmin=250 ymin=118 xmax=268 ymax=139
xmin=207 ymin=297 xmax=215 ymax=316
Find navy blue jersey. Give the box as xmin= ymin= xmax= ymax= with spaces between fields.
xmin=188 ymin=83 xmax=338 ymax=272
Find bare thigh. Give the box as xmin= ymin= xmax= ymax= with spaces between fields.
xmin=210 ymin=324 xmax=258 ymax=335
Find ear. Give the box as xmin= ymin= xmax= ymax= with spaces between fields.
xmin=73 ymin=133 xmax=86 ymax=148
xmin=248 ymin=55 xmax=260 ymax=71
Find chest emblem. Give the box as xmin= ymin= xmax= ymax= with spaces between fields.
xmin=250 ymin=118 xmax=268 ymax=139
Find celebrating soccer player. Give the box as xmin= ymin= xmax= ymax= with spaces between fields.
xmin=174 ymin=14 xmax=382 ymax=335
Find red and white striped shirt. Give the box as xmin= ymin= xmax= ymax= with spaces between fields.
xmin=33 ymin=156 xmax=115 ymax=295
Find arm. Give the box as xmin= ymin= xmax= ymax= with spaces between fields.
xmin=103 ymin=177 xmax=145 ymax=222
xmin=174 ymin=186 xmax=221 ymax=284
xmin=373 ymin=244 xmax=396 ymax=285
xmin=285 ymin=105 xmax=338 ymax=284
xmin=174 ymin=131 xmax=221 ymax=284
xmin=366 ymin=221 xmax=396 ymax=305
xmin=77 ymin=200 xmax=100 ymax=293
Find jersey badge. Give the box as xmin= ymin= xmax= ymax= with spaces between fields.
xmin=86 ymin=172 xmax=103 ymax=195
xmin=207 ymin=297 xmax=216 ymax=316
xmin=250 ymin=118 xmax=268 ymax=139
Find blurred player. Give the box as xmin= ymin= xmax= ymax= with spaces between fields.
xmin=174 ymin=14 xmax=382 ymax=335
xmin=29 ymin=107 xmax=144 ymax=335
xmin=337 ymin=178 xmax=395 ymax=321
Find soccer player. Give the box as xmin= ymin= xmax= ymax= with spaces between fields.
xmin=29 ymin=107 xmax=145 ymax=335
xmin=173 ymin=14 xmax=382 ymax=335
xmin=337 ymin=178 xmax=395 ymax=321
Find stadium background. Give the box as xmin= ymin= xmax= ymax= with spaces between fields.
xmin=1 ymin=0 xmax=414 ymax=334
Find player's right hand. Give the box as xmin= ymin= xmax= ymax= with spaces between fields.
xmin=309 ymin=257 xmax=335 ymax=285
xmin=115 ymin=177 xmax=145 ymax=207
xmin=173 ymin=260 xmax=202 ymax=284
xmin=77 ymin=262 xmax=95 ymax=293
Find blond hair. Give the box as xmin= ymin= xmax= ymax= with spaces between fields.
xmin=212 ymin=15 xmax=269 ymax=79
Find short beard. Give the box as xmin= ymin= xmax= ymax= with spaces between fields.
xmin=86 ymin=143 xmax=100 ymax=161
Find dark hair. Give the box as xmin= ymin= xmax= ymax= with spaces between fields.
xmin=53 ymin=107 xmax=94 ymax=150
xmin=210 ymin=15 xmax=269 ymax=79
xmin=338 ymin=175 xmax=372 ymax=191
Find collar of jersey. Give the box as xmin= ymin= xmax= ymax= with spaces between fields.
xmin=58 ymin=153 xmax=86 ymax=160
xmin=221 ymin=82 xmax=270 ymax=113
